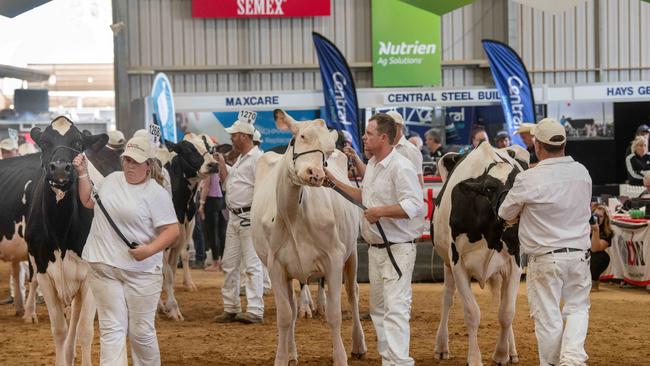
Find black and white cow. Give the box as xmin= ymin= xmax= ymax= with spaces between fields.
xmin=24 ymin=116 xmax=108 ymax=366
xmin=432 ymin=141 xmax=528 ymax=366
xmin=157 ymin=133 xmax=217 ymax=321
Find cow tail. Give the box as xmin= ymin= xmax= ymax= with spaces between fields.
xmin=28 ymin=260 xmax=34 ymax=282
xmin=487 ymin=275 xmax=502 ymax=304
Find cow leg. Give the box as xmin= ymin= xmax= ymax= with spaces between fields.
xmin=162 ymin=245 xmax=184 ymax=321
xmin=181 ymin=221 xmax=198 ymax=292
xmin=325 ymin=265 xmax=346 ymax=366
xmin=298 ymin=282 xmax=314 ymax=319
xmin=315 ymin=278 xmax=327 ymax=317
xmin=451 ymin=263 xmax=483 ymax=366
xmin=270 ymin=266 xmax=297 ymax=366
xmin=64 ymin=294 xmax=82 ymax=365
xmin=434 ymin=264 xmax=455 ymax=360
xmin=38 ymin=274 xmax=69 ymax=366
xmin=76 ymin=281 xmax=96 ymax=366
xmin=11 ymin=260 xmax=24 ymax=317
xmin=344 ymin=251 xmax=367 ymax=359
xmin=493 ymin=263 xmax=521 ymax=365
xmin=23 ymin=274 xmax=39 ymax=323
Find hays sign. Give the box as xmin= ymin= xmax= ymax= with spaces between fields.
xmin=192 ymin=0 xmax=330 ymax=18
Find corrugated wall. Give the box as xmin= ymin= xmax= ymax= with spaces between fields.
xmin=115 ymin=0 xmax=650 ymax=101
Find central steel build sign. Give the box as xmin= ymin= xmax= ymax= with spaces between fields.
xmin=372 ymin=0 xmax=441 ymax=87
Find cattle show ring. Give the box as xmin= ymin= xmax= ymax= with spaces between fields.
xmin=3 ymin=0 xmax=650 ymax=365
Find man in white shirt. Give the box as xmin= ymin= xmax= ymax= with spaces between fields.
xmin=498 ymin=118 xmax=592 ymax=366
xmin=213 ymin=111 xmax=265 ymax=324
xmin=326 ymin=113 xmax=423 ymax=366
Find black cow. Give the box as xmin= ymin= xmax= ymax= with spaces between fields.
xmin=156 ymin=133 xmax=217 ymax=321
xmin=432 ymin=142 xmax=528 ymax=366
xmin=20 ymin=116 xmax=108 ymax=366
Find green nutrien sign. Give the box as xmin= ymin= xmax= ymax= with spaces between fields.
xmin=372 ymin=0 xmax=441 ymax=87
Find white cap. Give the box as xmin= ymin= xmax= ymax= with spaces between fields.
xmin=133 ymin=129 xmax=149 ymax=139
xmin=514 ymin=122 xmax=535 ymax=135
xmin=531 ymin=118 xmax=566 ymax=146
xmin=253 ymin=129 xmax=262 ymax=142
xmin=225 ymin=110 xmax=257 ymax=135
xmin=0 ymin=138 xmax=17 ymax=151
xmin=18 ymin=143 xmax=38 ymax=155
xmin=386 ymin=110 xmax=405 ymax=125
xmin=121 ymin=136 xmax=153 ymax=163
xmin=107 ymin=130 xmax=125 ymax=147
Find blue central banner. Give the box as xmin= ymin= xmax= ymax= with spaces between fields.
xmin=312 ymin=32 xmax=362 ymax=153
xmin=482 ymin=39 xmax=536 ymax=147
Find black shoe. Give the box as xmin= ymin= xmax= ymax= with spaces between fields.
xmin=190 ymin=260 xmax=205 ymax=269
xmin=36 ymin=296 xmax=45 ymax=305
xmin=235 ymin=312 xmax=263 ymax=324
xmin=0 ymin=296 xmax=14 ymax=305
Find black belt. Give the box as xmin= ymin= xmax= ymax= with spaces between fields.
xmin=543 ymin=247 xmax=583 ymax=256
xmin=369 ymin=240 xmax=414 ymax=249
xmin=228 ymin=206 xmax=251 ymax=215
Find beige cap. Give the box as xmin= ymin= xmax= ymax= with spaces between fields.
xmin=0 ymin=138 xmax=17 ymax=151
xmin=107 ymin=130 xmax=125 ymax=147
xmin=253 ymin=129 xmax=262 ymax=142
xmin=225 ymin=120 xmax=255 ymax=135
xmin=386 ymin=110 xmax=405 ymax=125
xmin=133 ymin=129 xmax=149 ymax=139
xmin=18 ymin=143 xmax=38 ymax=155
xmin=121 ymin=136 xmax=152 ymax=163
xmin=531 ymin=118 xmax=566 ymax=146
xmin=514 ymin=122 xmax=535 ymax=135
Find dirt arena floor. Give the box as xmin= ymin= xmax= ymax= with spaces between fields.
xmin=1 ymin=261 xmax=650 ymax=365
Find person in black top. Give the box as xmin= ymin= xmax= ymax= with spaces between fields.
xmin=424 ymin=128 xmax=445 ymax=160
xmin=590 ymin=204 xmax=613 ymax=292
xmin=625 ymin=124 xmax=650 ymax=156
xmin=625 ymin=136 xmax=650 ymax=185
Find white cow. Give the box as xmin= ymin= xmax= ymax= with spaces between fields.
xmin=251 ymin=110 xmax=366 ymax=366
xmin=432 ymin=142 xmax=528 ymax=366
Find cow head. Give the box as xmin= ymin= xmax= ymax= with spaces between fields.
xmin=438 ymin=141 xmax=527 ymax=263
xmin=31 ymin=116 xmax=108 ymax=190
xmin=274 ymin=109 xmax=338 ymax=187
xmin=164 ymin=133 xmax=218 ymax=179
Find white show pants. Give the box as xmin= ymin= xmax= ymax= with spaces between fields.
xmin=221 ymin=215 xmax=264 ymax=317
xmin=369 ymin=243 xmax=417 ymax=366
xmin=89 ymin=263 xmax=163 ymax=366
xmin=527 ymin=250 xmax=591 ymax=366
xmin=9 ymin=261 xmax=28 ymax=298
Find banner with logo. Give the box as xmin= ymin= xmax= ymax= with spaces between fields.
xmin=371 ymin=0 xmax=441 ymax=87
xmin=312 ymin=32 xmax=362 ymax=153
xmin=151 ymin=73 xmax=178 ymax=143
xmin=482 ymin=40 xmax=536 ymax=147
xmin=192 ymin=0 xmax=330 ymax=18
xmin=607 ymin=223 xmax=650 ymax=286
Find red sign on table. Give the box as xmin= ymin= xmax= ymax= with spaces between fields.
xmin=192 ymin=0 xmax=331 ymax=18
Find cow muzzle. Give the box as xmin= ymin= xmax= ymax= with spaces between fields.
xmin=48 ymin=160 xmax=73 ymax=189
xmin=298 ymin=166 xmax=326 ymax=186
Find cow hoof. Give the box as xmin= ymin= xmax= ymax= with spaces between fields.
xmin=341 ymin=310 xmax=352 ymax=320
xmin=288 ymin=359 xmax=298 ymax=366
xmin=298 ymin=308 xmax=312 ymax=319
xmin=434 ymin=351 xmax=450 ymax=360
xmin=23 ymin=314 xmax=38 ymax=324
xmin=15 ymin=309 xmax=25 ymax=317
xmin=351 ymin=352 xmax=366 ymax=360
xmin=167 ymin=309 xmax=185 ymax=321
xmin=510 ymin=355 xmax=519 ymax=364
xmin=183 ymin=281 xmax=197 ymax=292
xmin=315 ymin=304 xmax=326 ymax=317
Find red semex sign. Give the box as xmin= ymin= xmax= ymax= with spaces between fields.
xmin=192 ymin=0 xmax=331 ymax=18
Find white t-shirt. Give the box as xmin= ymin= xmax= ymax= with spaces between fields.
xmin=82 ymin=172 xmax=178 ymax=273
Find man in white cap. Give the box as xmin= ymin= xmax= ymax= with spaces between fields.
xmin=0 ymin=138 xmax=18 ymax=159
xmin=499 ymin=118 xmax=592 ymax=366
xmin=252 ymin=129 xmax=262 ymax=148
xmin=515 ymin=122 xmax=538 ymax=164
xmin=213 ymin=110 xmax=265 ymax=324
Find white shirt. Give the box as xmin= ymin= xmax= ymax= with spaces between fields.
xmin=498 ymin=156 xmax=592 ymax=256
xmin=395 ymin=135 xmax=423 ymax=175
xmin=361 ymin=149 xmax=424 ymax=244
xmin=82 ymin=172 xmax=178 ymax=273
xmin=225 ymin=146 xmax=263 ymax=209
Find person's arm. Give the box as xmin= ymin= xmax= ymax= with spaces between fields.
xmin=128 ymin=223 xmax=180 ymax=261
xmin=498 ymin=175 xmax=528 ymax=221
xmin=324 ymin=168 xmax=362 ymax=203
xmin=72 ymin=153 xmax=95 ymax=209
xmin=215 ymin=152 xmax=229 ymax=183
xmin=365 ymin=165 xmax=423 ymax=224
xmin=590 ymin=225 xmax=610 ymax=252
xmin=626 ymin=154 xmax=645 ymax=181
